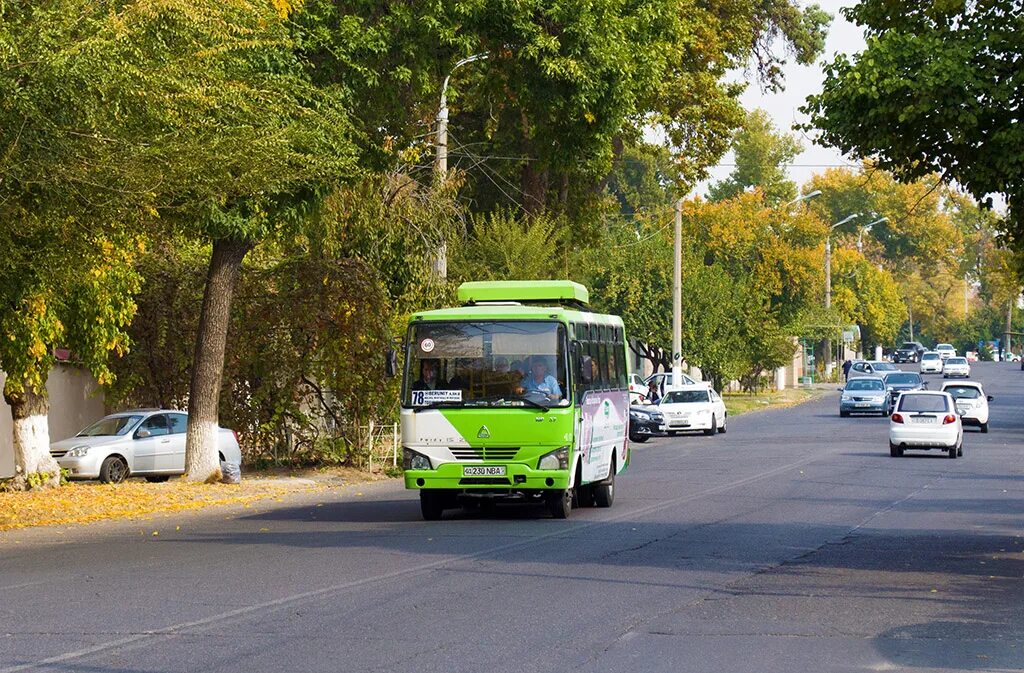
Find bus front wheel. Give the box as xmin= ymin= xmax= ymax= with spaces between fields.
xmin=547 ymin=489 xmax=572 ymax=519
xmin=420 ymin=491 xmax=445 ymax=521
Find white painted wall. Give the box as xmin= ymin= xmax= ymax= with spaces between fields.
xmin=0 ymin=366 xmax=106 ymax=479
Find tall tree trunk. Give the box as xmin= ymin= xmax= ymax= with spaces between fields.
xmin=3 ymin=386 xmax=59 ymax=490
xmin=184 ymin=237 xmax=252 ymax=482
xmin=521 ymin=162 xmax=548 ymax=216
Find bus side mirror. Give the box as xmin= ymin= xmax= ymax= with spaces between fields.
xmin=581 ymin=356 xmax=594 ymax=385
xmin=385 ymin=349 xmax=398 ymax=378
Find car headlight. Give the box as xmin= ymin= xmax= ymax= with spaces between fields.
xmin=649 ymin=412 xmax=664 ymax=421
xmin=538 ymin=446 xmax=569 ymax=471
xmin=841 ymin=395 xmax=852 ymax=402
xmin=630 ymin=409 xmax=649 ymax=420
xmin=66 ymin=446 xmax=90 ymax=458
xmin=402 ymin=448 xmax=432 ymax=471
xmin=696 ymin=408 xmax=710 ymax=415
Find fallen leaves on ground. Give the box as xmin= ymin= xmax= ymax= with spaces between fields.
xmin=0 ymin=480 xmax=324 ymax=531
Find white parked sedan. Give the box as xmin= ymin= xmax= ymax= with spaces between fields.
xmin=656 ymin=384 xmax=727 ymax=436
xmin=942 ymin=356 xmax=971 ymax=378
xmin=919 ymin=351 xmax=943 ymax=374
xmin=935 ymin=343 xmax=956 ymax=360
xmin=941 ymin=381 xmax=992 ymax=433
xmin=889 ymin=392 xmax=962 ymax=458
xmin=50 ymin=410 xmax=242 ymax=483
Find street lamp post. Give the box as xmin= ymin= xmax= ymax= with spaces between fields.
xmin=432 ymin=53 xmax=487 ymax=279
xmin=824 ymin=213 xmax=859 ymax=374
xmin=857 ymin=216 xmax=887 ymax=254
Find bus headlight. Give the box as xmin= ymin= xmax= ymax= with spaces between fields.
xmin=537 ymin=446 xmax=569 ymax=471
xmin=402 ymin=448 xmax=432 ymax=471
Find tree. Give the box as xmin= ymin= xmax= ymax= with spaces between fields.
xmin=452 ymin=210 xmax=565 ymax=282
xmin=708 ymin=109 xmax=803 ymax=205
xmin=803 ymin=0 xmax=1024 ymax=247
xmin=1 ymin=1 xmax=359 ymax=484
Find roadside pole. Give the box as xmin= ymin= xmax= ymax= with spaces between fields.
xmin=672 ymin=198 xmax=683 ymax=388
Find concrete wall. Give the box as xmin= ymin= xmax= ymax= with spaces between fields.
xmin=0 ymin=366 xmax=106 ymax=479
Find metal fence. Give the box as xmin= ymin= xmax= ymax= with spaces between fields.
xmin=361 ymin=421 xmax=399 ymax=473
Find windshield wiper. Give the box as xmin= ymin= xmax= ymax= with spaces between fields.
xmin=412 ymin=402 xmax=461 ymax=413
xmin=512 ymin=395 xmax=552 ymax=412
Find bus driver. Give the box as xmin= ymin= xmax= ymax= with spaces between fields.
xmin=521 ymin=356 xmax=562 ymax=401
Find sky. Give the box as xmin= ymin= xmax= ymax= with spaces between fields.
xmin=697 ymin=0 xmax=867 ymax=196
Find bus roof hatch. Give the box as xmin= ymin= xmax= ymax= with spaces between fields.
xmin=457 ymin=281 xmax=590 ymax=308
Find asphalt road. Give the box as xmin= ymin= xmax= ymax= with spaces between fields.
xmin=2 ymin=362 xmax=1023 ymax=673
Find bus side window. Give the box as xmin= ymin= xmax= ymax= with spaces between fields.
xmin=615 ymin=327 xmax=628 ymax=389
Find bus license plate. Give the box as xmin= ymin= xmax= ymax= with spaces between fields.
xmin=463 ymin=466 xmax=506 ymax=477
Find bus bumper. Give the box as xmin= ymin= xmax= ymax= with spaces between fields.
xmin=404 ymin=463 xmax=570 ymax=491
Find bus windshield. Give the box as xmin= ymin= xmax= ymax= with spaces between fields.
xmin=404 ymin=321 xmax=569 ymax=408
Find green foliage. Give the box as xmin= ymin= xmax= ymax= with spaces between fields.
xmin=804 ymin=0 xmax=1024 ymax=248
xmin=452 ymin=210 xmax=565 ymax=282
xmin=708 ymin=109 xmax=803 ymax=206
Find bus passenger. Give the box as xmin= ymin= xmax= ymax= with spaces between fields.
xmin=522 ymin=357 xmax=563 ymax=401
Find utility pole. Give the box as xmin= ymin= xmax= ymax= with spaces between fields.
xmin=672 ymin=198 xmax=683 ymax=388
xmin=824 ymin=214 xmax=858 ymax=373
xmin=434 ymin=53 xmax=487 ymax=279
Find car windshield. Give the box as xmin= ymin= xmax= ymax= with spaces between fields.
xmin=885 ymin=373 xmax=921 ymax=385
xmin=898 ymin=395 xmax=949 ymax=413
xmin=403 ymin=321 xmax=569 ymax=408
xmin=77 ymin=415 xmax=143 ymax=437
xmin=871 ymin=362 xmax=897 ymax=371
xmin=947 ymin=357 xmax=967 ymax=365
xmin=662 ymin=390 xmax=710 ymax=404
xmin=922 ymin=353 xmax=940 ymax=360
xmin=900 ymin=343 xmax=918 ymax=349
xmin=847 ymin=379 xmax=885 ymax=391
xmin=937 ymin=344 xmax=953 ymax=349
xmin=944 ymin=386 xmax=981 ymax=399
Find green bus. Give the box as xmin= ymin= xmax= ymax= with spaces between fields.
xmin=400 ymin=280 xmax=630 ymax=519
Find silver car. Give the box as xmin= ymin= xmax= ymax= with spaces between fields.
xmin=847 ymin=360 xmax=898 ymax=380
xmin=839 ymin=376 xmax=889 ymax=416
xmin=50 ymin=410 xmax=242 ymax=483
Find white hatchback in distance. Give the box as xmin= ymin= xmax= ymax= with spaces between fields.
xmin=656 ymin=384 xmax=727 ymax=436
xmin=942 ymin=356 xmax=971 ymax=378
xmin=935 ymin=343 xmax=956 ymax=360
xmin=889 ymin=392 xmax=962 ymax=458
xmin=919 ymin=351 xmax=943 ymax=374
xmin=50 ymin=410 xmax=242 ymax=483
xmin=941 ymin=381 xmax=992 ymax=433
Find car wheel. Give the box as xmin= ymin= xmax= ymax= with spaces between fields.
xmin=840 ymin=410 xmax=850 ymax=418
xmin=667 ymin=431 xmax=678 ymax=437
xmin=99 ymin=456 xmax=129 ymax=484
xmin=629 ymin=433 xmax=649 ymax=443
xmin=420 ymin=491 xmax=445 ymax=521
xmin=958 ymin=443 xmax=963 ymax=457
xmin=889 ymin=443 xmax=900 ymax=458
xmin=547 ymin=489 xmax=572 ymax=519
xmin=145 ymin=475 xmax=170 ymax=483
xmin=718 ymin=415 xmax=727 ymax=434
xmin=980 ymin=423 xmax=989 ymax=434
xmin=947 ymin=445 xmax=957 ymax=459
xmin=704 ymin=415 xmax=717 ymax=436
xmin=593 ymin=464 xmax=615 ymax=508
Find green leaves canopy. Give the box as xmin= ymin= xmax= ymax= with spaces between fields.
xmin=804 ymin=0 xmax=1024 ymax=246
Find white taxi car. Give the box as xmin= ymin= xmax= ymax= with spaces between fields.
xmin=656 ymin=384 xmax=727 ymax=436
xmin=935 ymin=343 xmax=956 ymax=360
xmin=919 ymin=351 xmax=943 ymax=374
xmin=942 ymin=356 xmax=971 ymax=378
xmin=941 ymin=381 xmax=992 ymax=433
xmin=889 ymin=391 xmax=962 ymax=458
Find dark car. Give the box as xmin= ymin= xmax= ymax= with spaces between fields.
xmin=629 ymin=404 xmax=666 ymax=443
xmin=883 ymin=371 xmax=927 ymax=411
xmin=894 ymin=341 xmax=926 ymax=363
